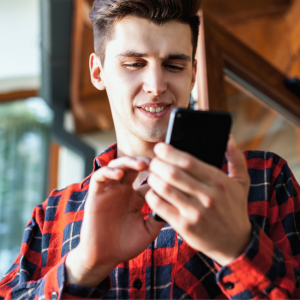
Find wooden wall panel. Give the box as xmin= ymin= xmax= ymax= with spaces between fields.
xmin=202 ymin=0 xmax=291 ymax=23
xmin=70 ymin=0 xmax=114 ymax=134
xmin=285 ymin=0 xmax=300 ymax=77
xmin=204 ymin=0 xmax=300 ymax=79
xmin=225 ymin=16 xmax=291 ymax=74
xmin=79 ymin=22 xmax=98 ymax=99
xmin=0 ymin=90 xmax=38 ymax=103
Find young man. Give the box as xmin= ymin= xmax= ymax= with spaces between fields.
xmin=1 ymin=0 xmax=300 ymax=299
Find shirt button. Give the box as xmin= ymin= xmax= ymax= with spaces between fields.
xmin=133 ymin=279 xmax=142 ymax=290
xmin=224 ymin=282 xmax=234 ymax=290
xmin=51 ymin=291 xmax=58 ymax=300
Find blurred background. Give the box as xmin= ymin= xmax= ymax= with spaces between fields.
xmin=0 ymin=0 xmax=299 ymax=278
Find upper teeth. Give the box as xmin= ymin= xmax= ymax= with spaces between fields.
xmin=143 ymin=106 xmax=166 ymax=113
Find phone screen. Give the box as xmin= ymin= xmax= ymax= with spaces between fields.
xmin=165 ymin=108 xmax=232 ymax=169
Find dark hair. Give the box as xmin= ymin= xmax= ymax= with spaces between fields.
xmin=89 ymin=0 xmax=202 ymax=64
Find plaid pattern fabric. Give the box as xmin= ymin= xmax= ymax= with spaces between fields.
xmin=1 ymin=144 xmax=300 ymax=299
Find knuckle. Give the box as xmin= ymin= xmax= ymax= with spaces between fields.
xmin=160 ymin=182 xmax=171 ymax=194
xmin=194 ymin=211 xmax=202 ymax=224
xmin=181 ymin=155 xmax=193 ymax=170
xmin=182 ymin=219 xmax=195 ymax=232
xmin=214 ymin=175 xmax=227 ymax=191
xmin=181 ymin=209 xmax=202 ymax=229
xmin=180 ymin=219 xmax=190 ymax=232
xmin=189 ymin=210 xmax=202 ymax=225
xmin=167 ymin=167 xmax=179 ymax=181
xmin=198 ymin=192 xmax=215 ymax=209
xmin=204 ymin=197 xmax=215 ymax=210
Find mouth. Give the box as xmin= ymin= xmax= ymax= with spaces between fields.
xmin=137 ymin=103 xmax=172 ymax=119
xmin=141 ymin=105 xmax=168 ymax=113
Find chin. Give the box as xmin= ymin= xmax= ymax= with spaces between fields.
xmin=142 ymin=136 xmax=165 ymax=143
xmin=136 ymin=129 xmax=166 ymax=143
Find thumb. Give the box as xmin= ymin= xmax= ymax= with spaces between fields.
xmin=136 ymin=184 xmax=150 ymax=198
xmin=226 ymin=135 xmax=249 ymax=184
xmin=145 ymin=211 xmax=166 ymax=240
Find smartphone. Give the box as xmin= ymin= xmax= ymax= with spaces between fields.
xmin=152 ymin=108 xmax=232 ymax=222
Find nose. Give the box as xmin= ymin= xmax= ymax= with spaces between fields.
xmin=143 ymin=65 xmax=167 ymax=96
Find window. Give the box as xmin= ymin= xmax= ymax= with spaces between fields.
xmin=0 ymin=98 xmax=52 ymax=278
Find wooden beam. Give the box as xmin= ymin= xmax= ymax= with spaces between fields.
xmin=202 ymin=15 xmax=227 ymax=111
xmin=48 ymin=142 xmax=60 ymax=193
xmin=202 ymin=13 xmax=300 ymax=125
xmin=196 ymin=11 xmax=209 ymax=110
xmin=83 ymin=0 xmax=93 ymax=28
xmin=0 ymin=89 xmax=38 ymax=103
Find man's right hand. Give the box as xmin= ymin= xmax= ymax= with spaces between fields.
xmin=65 ymin=157 xmax=165 ymax=287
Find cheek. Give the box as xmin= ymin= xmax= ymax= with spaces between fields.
xmin=169 ymin=79 xmax=191 ymax=106
xmin=108 ymin=70 xmax=141 ymax=102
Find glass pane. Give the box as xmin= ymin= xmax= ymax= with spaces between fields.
xmin=225 ymin=76 xmax=300 ymax=183
xmin=0 ymin=98 xmax=52 ymax=278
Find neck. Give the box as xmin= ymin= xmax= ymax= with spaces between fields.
xmin=116 ymin=130 xmax=163 ymax=189
xmin=116 ymin=130 xmax=161 ymax=160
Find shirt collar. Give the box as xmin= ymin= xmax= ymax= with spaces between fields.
xmin=79 ymin=143 xmax=117 ymax=188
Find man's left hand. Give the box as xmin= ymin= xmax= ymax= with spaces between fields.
xmin=145 ymin=136 xmax=252 ymax=266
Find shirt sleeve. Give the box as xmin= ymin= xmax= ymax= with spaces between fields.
xmin=215 ymin=158 xmax=300 ymax=299
xmin=0 ymin=202 xmax=111 ymax=300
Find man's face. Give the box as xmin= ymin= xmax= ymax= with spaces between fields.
xmin=91 ymin=16 xmax=197 ymax=143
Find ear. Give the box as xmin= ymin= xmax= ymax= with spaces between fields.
xmin=89 ymin=53 xmax=106 ymax=90
xmin=191 ymin=59 xmax=197 ymax=92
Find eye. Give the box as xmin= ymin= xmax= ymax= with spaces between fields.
xmin=124 ymin=63 xmax=145 ymax=69
xmin=165 ymin=65 xmax=184 ymax=71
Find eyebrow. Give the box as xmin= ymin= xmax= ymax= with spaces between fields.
xmin=116 ymin=51 xmax=191 ymax=62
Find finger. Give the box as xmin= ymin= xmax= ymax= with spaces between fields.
xmin=153 ymin=143 xmax=219 ymax=185
xmin=108 ymin=157 xmax=148 ymax=185
xmin=89 ymin=167 xmax=124 ymax=195
xmin=148 ymin=174 xmax=200 ymax=218
xmin=226 ymin=135 xmax=249 ymax=185
xmin=149 ymin=158 xmax=211 ymax=197
xmin=120 ymin=170 xmax=139 ymax=185
xmin=108 ymin=156 xmax=148 ymax=170
xmin=146 ymin=189 xmax=179 ymax=225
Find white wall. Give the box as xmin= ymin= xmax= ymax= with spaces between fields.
xmin=0 ymin=0 xmax=40 ymax=90
xmin=57 ymin=131 xmax=117 ymax=190
xmin=57 ymin=111 xmax=117 ymax=190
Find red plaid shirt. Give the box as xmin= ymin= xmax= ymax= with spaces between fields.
xmin=1 ymin=144 xmax=300 ymax=299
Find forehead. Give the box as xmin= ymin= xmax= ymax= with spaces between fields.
xmin=105 ymin=16 xmax=193 ymax=58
